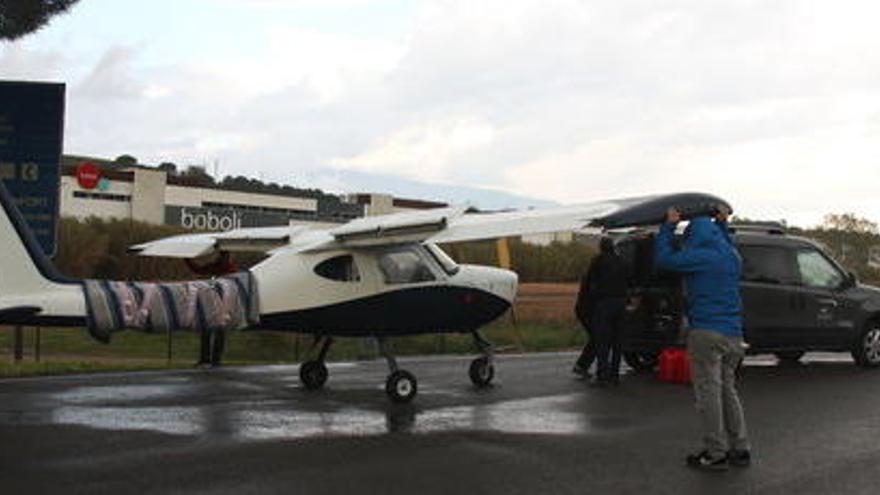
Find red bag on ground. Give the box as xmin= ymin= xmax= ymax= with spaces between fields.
xmin=657 ymin=347 xmax=692 ymax=384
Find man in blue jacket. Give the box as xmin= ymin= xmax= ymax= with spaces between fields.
xmin=655 ymin=205 xmax=751 ymax=471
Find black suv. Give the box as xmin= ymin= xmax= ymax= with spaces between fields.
xmin=616 ymin=223 xmax=880 ymax=369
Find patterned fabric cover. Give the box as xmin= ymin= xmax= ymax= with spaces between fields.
xmin=83 ymin=272 xmax=259 ymax=343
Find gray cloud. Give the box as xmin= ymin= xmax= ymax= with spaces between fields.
xmin=3 ymin=0 xmax=880 ymax=225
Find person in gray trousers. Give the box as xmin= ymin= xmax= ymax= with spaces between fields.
xmin=655 ymin=205 xmax=751 ymax=471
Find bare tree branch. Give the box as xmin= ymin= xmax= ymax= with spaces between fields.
xmin=0 ymin=0 xmax=81 ymax=41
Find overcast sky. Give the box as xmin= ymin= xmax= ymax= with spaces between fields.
xmin=2 ymin=0 xmax=879 ymax=226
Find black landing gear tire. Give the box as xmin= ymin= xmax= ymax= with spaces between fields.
xmin=386 ymin=370 xmax=418 ymax=403
xmin=469 ymin=356 xmax=495 ymax=388
xmin=623 ymin=352 xmax=659 ymax=372
xmin=299 ymin=360 xmax=329 ymax=390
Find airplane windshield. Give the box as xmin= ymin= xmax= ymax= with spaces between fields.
xmin=425 ymin=244 xmax=460 ymax=275
xmin=378 ymin=247 xmax=436 ymax=284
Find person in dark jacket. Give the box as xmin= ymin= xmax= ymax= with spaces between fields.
xmin=655 ymin=205 xmax=751 ymax=471
xmin=573 ymin=236 xmax=629 ymax=386
xmin=573 ymin=271 xmax=596 ymax=379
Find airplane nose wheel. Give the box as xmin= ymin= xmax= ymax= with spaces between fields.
xmin=386 ymin=370 xmax=418 ymax=403
xmin=469 ymin=330 xmax=496 ymax=388
xmin=299 ymin=360 xmax=328 ymax=390
xmin=378 ymin=337 xmax=418 ymax=403
xmin=299 ymin=336 xmax=333 ymax=390
xmin=469 ymin=356 xmax=494 ymax=387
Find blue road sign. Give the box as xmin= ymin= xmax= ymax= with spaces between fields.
xmin=0 ymin=81 xmax=65 ymax=257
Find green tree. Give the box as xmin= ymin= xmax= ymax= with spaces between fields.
xmin=179 ymin=165 xmax=215 ymax=187
xmin=53 ymin=216 xmax=264 ymax=281
xmin=790 ymin=213 xmax=880 ymax=286
xmin=157 ymin=162 xmax=178 ymax=175
xmin=822 ymin=213 xmax=878 ymax=234
xmin=0 ymin=0 xmax=81 ymax=41
xmin=443 ymin=238 xmax=595 ymax=283
xmin=113 ymin=154 xmax=138 ymax=167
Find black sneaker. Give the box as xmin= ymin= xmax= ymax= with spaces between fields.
xmin=728 ymin=449 xmax=751 ymax=467
xmin=686 ymin=450 xmax=729 ymax=471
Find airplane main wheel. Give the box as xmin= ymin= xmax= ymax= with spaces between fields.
xmin=299 ymin=360 xmax=328 ymax=390
xmin=386 ymin=370 xmax=417 ymax=403
xmin=469 ymin=356 xmax=494 ymax=387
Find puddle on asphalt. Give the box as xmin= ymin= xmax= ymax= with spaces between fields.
xmin=4 ymin=389 xmax=595 ymax=440
xmin=50 ymin=384 xmax=198 ymax=404
xmin=233 ymin=395 xmax=589 ymax=440
xmin=52 ymin=406 xmax=206 ymax=436
xmin=5 ymin=356 xmax=850 ymax=441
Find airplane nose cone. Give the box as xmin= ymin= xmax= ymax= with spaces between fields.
xmin=446 ymin=265 xmax=518 ymax=329
xmin=490 ymin=269 xmax=518 ymax=304
xmin=456 ymin=265 xmax=518 ymax=304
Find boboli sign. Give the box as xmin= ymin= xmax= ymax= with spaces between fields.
xmin=165 ymin=205 xmax=292 ymax=231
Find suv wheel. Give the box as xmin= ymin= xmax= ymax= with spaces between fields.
xmin=852 ymin=322 xmax=880 ymax=368
xmin=623 ymin=352 xmax=659 ymax=372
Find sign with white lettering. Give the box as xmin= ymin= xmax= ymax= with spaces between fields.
xmin=165 ymin=206 xmax=291 ymax=231
xmin=76 ymin=161 xmax=101 ymax=189
xmin=0 ymin=81 xmax=65 ymax=256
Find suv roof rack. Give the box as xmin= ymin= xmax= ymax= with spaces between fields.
xmin=729 ymin=221 xmax=787 ymax=235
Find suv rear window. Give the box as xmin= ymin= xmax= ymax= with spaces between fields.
xmin=739 ymin=245 xmax=798 ymax=285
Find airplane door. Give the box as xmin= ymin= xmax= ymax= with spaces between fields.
xmin=738 ymin=244 xmax=801 ymax=348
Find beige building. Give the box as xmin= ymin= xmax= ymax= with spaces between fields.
xmin=59 ymin=163 xmax=333 ymax=230
xmin=60 ymin=156 xmax=575 ymax=245
xmin=59 ymin=157 xmax=452 ymax=233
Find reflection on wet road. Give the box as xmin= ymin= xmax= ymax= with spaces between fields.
xmin=0 ymin=352 xmax=855 ymax=442
xmin=1 ymin=374 xmax=591 ymax=439
xmin=3 ymin=351 xmax=878 ymax=495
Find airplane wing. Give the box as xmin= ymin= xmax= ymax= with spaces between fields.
xmin=128 ymin=225 xmax=311 ymax=258
xmin=131 ymin=192 xmax=730 ymax=257
xmin=298 ymin=191 xmax=731 ymax=252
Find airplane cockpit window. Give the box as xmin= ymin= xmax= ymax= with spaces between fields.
xmin=378 ymin=248 xmax=436 ymax=284
xmin=314 ymin=255 xmax=361 ymax=282
xmin=425 ymin=243 xmax=460 ymax=276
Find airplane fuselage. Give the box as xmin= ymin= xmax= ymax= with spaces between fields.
xmin=0 ymin=242 xmax=518 ymax=338
xmin=253 ymin=244 xmax=518 ymax=336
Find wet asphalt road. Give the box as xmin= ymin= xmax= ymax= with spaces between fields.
xmin=1 ymin=352 xmax=880 ymax=494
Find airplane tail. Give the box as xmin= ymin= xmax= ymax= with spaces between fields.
xmin=0 ymin=181 xmax=79 ymax=313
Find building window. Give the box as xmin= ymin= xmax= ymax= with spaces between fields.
xmin=73 ymin=191 xmax=131 ymax=202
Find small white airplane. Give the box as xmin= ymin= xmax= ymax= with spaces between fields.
xmin=0 ymin=181 xmax=730 ymax=402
